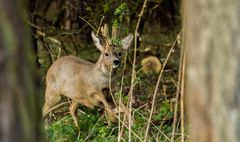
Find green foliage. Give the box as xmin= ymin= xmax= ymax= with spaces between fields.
xmin=111 ymin=38 xmax=122 ymax=47
xmin=113 ymin=3 xmax=128 ymax=27
xmin=153 ymin=101 xmax=173 ymax=121
xmin=114 ymin=91 xmax=128 ymax=104
xmin=46 ymin=116 xmax=77 ymax=142
xmin=111 ymin=3 xmax=129 ymax=47
xmin=103 ymin=0 xmax=113 ymax=13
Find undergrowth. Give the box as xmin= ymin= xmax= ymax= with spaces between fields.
xmin=45 ymin=99 xmax=176 ymax=142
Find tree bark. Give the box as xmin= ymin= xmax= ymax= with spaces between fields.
xmin=0 ymin=0 xmax=43 ymax=142
xmin=184 ymin=0 xmax=240 ymax=142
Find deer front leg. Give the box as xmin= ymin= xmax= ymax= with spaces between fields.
xmin=69 ymin=101 xmax=80 ymax=128
xmin=94 ymin=92 xmax=116 ymax=122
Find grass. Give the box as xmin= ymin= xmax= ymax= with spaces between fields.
xmin=45 ymin=98 xmax=177 ymax=142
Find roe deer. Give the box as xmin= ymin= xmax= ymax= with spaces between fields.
xmin=42 ymin=31 xmax=133 ymax=127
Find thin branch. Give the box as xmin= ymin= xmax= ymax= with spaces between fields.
xmin=171 ymin=31 xmax=183 ymax=142
xmin=97 ymin=16 xmax=105 ymax=35
xmin=109 ymin=67 xmax=117 ymax=107
xmin=128 ymin=0 xmax=148 ymax=141
xmin=79 ymin=16 xmax=96 ymax=32
xmin=180 ymin=31 xmax=186 ymax=142
xmin=27 ymin=21 xmax=43 ymax=31
xmin=118 ymin=52 xmax=128 ymax=142
xmin=45 ymin=102 xmax=69 ymax=116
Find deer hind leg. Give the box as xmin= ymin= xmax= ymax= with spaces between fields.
xmin=69 ymin=100 xmax=79 ymax=128
xmin=94 ymin=93 xmax=116 ymax=122
xmin=42 ymin=88 xmax=61 ymax=119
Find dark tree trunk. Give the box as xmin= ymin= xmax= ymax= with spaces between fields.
xmin=0 ymin=0 xmax=43 ymax=142
xmin=184 ymin=0 xmax=240 ymax=142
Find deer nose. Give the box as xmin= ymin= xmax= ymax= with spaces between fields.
xmin=113 ymin=60 xmax=120 ymax=67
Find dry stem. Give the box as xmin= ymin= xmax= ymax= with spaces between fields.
xmin=128 ymin=0 xmax=148 ymax=141
xmin=170 ymin=31 xmax=183 ymax=142
xmin=180 ymin=31 xmax=186 ymax=142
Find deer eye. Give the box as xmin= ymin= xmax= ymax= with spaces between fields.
xmin=118 ymin=52 xmax=122 ymax=57
xmin=105 ymin=53 xmax=109 ymax=56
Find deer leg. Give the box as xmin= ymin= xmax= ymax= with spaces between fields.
xmin=69 ymin=101 xmax=80 ymax=128
xmin=94 ymin=93 xmax=116 ymax=122
xmin=42 ymin=88 xmax=61 ymax=119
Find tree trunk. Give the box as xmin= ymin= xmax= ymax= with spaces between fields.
xmin=0 ymin=0 xmax=43 ymax=142
xmin=184 ymin=0 xmax=240 ymax=142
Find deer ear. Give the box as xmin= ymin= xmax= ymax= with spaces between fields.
xmin=121 ymin=33 xmax=133 ymax=50
xmin=91 ymin=31 xmax=103 ymax=51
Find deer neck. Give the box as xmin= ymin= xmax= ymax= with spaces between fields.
xmin=94 ymin=55 xmax=109 ymax=76
xmin=90 ymin=56 xmax=110 ymax=86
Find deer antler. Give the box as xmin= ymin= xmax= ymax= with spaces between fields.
xmin=100 ymin=24 xmax=120 ymax=45
xmin=101 ymin=24 xmax=111 ymax=43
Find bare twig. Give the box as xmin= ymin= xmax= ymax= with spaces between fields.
xmin=42 ymin=37 xmax=55 ymax=62
xmin=180 ymin=31 xmax=186 ymax=142
xmin=57 ymin=47 xmax=61 ymax=59
xmin=27 ymin=21 xmax=42 ymax=31
xmin=31 ymin=30 xmax=55 ymax=62
xmin=97 ymin=16 xmax=105 ymax=35
xmin=108 ymin=67 xmax=117 ymax=107
xmin=128 ymin=0 xmax=148 ymax=141
xmin=45 ymin=102 xmax=69 ymax=116
xmin=118 ymin=52 xmax=128 ymax=142
xmin=170 ymin=31 xmax=183 ymax=142
xmin=79 ymin=16 xmax=96 ymax=32
xmin=144 ymin=31 xmax=182 ymax=142
xmin=102 ymin=25 xmax=118 ymax=109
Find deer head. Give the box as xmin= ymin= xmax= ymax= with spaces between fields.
xmin=91 ymin=31 xmax=133 ymax=75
